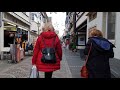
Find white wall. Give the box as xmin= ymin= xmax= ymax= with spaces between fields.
xmin=87 ymin=12 xmax=103 ymax=31
xmin=26 ymin=12 xmax=30 ymax=17
xmin=0 ymin=18 xmax=10 ymax=53
xmin=87 ymin=18 xmax=97 ymax=30
xmin=114 ymin=12 xmax=120 ymax=59
xmin=96 ymin=12 xmax=103 ymax=30
xmin=86 ymin=12 xmax=103 ymax=41
xmin=14 ymin=12 xmax=30 ymax=22
xmin=87 ymin=18 xmax=97 ymax=41
xmin=7 ymin=12 xmax=30 ymax=25
xmin=86 ymin=12 xmax=120 ymax=60
xmin=31 ymin=21 xmax=38 ymax=32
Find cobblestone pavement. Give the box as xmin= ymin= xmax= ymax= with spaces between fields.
xmin=0 ymin=52 xmax=72 ymax=78
xmin=63 ymin=48 xmax=116 ymax=78
xmin=63 ymin=49 xmax=84 ymax=78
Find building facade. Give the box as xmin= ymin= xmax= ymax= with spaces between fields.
xmin=66 ymin=12 xmax=120 ymax=60
xmin=0 ymin=12 xmax=30 ymax=56
xmin=29 ymin=12 xmax=48 ymax=44
xmin=86 ymin=12 xmax=120 ymax=60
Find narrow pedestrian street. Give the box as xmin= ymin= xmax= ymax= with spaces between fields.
xmin=0 ymin=12 xmax=120 ymax=78
xmin=0 ymin=48 xmax=118 ymax=78
xmin=0 ymin=49 xmax=73 ymax=78
xmin=0 ymin=48 xmax=87 ymax=78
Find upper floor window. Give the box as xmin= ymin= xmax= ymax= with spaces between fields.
xmin=31 ymin=13 xmax=34 ymax=21
xmin=88 ymin=12 xmax=97 ymax=22
xmin=107 ymin=12 xmax=116 ymax=40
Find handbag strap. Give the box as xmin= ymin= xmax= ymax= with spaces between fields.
xmin=85 ymin=43 xmax=92 ymax=65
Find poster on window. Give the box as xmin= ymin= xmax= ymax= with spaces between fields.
xmin=78 ymin=35 xmax=85 ymax=45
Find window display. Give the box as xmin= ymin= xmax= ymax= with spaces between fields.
xmin=78 ymin=35 xmax=85 ymax=45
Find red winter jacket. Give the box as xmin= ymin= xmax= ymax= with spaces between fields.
xmin=32 ymin=31 xmax=62 ymax=72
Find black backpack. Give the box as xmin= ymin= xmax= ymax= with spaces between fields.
xmin=41 ymin=36 xmax=56 ymax=64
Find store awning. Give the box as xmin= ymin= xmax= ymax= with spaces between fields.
xmin=18 ymin=26 xmax=28 ymax=31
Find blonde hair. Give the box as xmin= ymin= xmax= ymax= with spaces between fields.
xmin=89 ymin=29 xmax=103 ymax=38
xmin=42 ymin=22 xmax=54 ymax=32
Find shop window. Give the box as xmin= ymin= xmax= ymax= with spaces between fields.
xmin=4 ymin=22 xmax=16 ymax=47
xmin=4 ymin=30 xmax=15 ymax=47
xmin=89 ymin=12 xmax=97 ymax=22
xmin=107 ymin=12 xmax=116 ymax=40
xmin=21 ymin=30 xmax=28 ymax=42
xmin=78 ymin=34 xmax=86 ymax=46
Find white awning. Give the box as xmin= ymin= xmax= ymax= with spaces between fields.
xmin=18 ymin=26 xmax=28 ymax=31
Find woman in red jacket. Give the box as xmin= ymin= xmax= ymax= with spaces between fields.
xmin=32 ymin=23 xmax=62 ymax=78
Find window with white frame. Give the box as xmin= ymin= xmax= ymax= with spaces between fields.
xmin=107 ymin=12 xmax=116 ymax=40
xmin=43 ymin=18 xmax=46 ymax=23
xmin=31 ymin=13 xmax=34 ymax=21
xmin=88 ymin=12 xmax=97 ymax=22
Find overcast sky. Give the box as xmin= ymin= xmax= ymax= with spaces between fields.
xmin=46 ymin=12 xmax=66 ymax=37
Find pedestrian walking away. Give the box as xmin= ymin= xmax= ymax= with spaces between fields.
xmin=32 ymin=22 xmax=62 ymax=78
xmin=84 ymin=29 xmax=115 ymax=78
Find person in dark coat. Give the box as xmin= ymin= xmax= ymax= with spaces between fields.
xmin=32 ymin=22 xmax=62 ymax=78
xmin=84 ymin=29 xmax=115 ymax=78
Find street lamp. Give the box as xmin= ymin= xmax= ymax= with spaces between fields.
xmin=37 ymin=22 xmax=41 ymax=36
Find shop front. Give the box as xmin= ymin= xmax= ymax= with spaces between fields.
xmin=4 ymin=21 xmax=16 ymax=47
xmin=0 ymin=12 xmax=30 ymax=62
xmin=15 ymin=26 xmax=28 ymax=62
xmin=1 ymin=21 xmax=29 ymax=62
xmin=76 ymin=20 xmax=87 ymax=59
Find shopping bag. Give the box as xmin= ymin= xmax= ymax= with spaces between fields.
xmin=80 ymin=43 xmax=92 ymax=78
xmin=81 ymin=65 xmax=88 ymax=78
xmin=29 ymin=65 xmax=39 ymax=78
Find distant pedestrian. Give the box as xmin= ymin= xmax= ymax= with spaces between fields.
xmin=62 ymin=41 xmax=66 ymax=48
xmin=66 ymin=39 xmax=69 ymax=49
xmin=84 ymin=29 xmax=115 ymax=78
xmin=72 ymin=43 xmax=77 ymax=52
xmin=32 ymin=22 xmax=62 ymax=78
xmin=26 ymin=42 xmax=29 ymax=51
xmin=29 ymin=43 xmax=33 ymax=50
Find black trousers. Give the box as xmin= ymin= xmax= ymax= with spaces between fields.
xmin=45 ymin=72 xmax=53 ymax=78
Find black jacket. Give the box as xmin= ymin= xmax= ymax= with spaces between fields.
xmin=84 ymin=37 xmax=115 ymax=78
